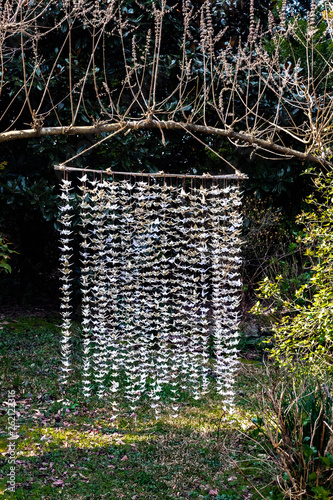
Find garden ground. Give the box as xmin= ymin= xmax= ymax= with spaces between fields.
xmin=0 ymin=315 xmax=272 ymax=500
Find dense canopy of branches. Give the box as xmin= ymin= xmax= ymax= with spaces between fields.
xmin=1 ymin=0 xmax=333 ymax=305
xmin=0 ymin=0 xmax=332 ymax=169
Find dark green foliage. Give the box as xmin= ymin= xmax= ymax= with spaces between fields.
xmin=0 ymin=235 xmax=17 ymax=274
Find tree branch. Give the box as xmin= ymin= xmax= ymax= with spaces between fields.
xmin=0 ymin=120 xmax=326 ymax=167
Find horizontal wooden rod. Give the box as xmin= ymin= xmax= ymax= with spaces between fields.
xmin=54 ymin=165 xmax=247 ymax=180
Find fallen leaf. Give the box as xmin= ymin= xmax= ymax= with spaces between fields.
xmin=121 ymin=455 xmax=128 ymax=461
xmin=52 ymin=479 xmax=64 ymax=487
xmin=209 ymin=489 xmax=219 ymax=495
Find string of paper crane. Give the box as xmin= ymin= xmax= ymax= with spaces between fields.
xmin=56 ymin=167 xmax=243 ymax=416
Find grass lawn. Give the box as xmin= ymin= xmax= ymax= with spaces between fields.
xmin=0 ymin=316 xmax=273 ymax=500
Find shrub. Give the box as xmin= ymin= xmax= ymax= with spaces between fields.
xmin=229 ymin=365 xmax=333 ymax=500
xmin=251 ymin=368 xmax=333 ymax=500
xmin=252 ymin=172 xmax=333 ymax=374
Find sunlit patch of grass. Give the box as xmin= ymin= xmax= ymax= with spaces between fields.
xmin=16 ymin=426 xmax=153 ymax=456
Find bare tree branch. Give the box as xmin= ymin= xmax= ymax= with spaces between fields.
xmin=0 ymin=119 xmax=325 ymax=166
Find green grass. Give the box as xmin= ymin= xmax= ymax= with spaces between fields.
xmin=0 ymin=316 xmax=272 ymax=499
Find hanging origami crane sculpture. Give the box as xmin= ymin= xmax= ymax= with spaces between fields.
xmin=58 ymin=169 xmax=243 ymax=417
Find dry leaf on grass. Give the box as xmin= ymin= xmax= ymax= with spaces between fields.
xmin=52 ymin=479 xmax=64 ymax=487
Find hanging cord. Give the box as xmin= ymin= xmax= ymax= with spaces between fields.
xmin=178 ymin=124 xmax=244 ymax=177
xmin=58 ymin=126 xmax=127 ymax=169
